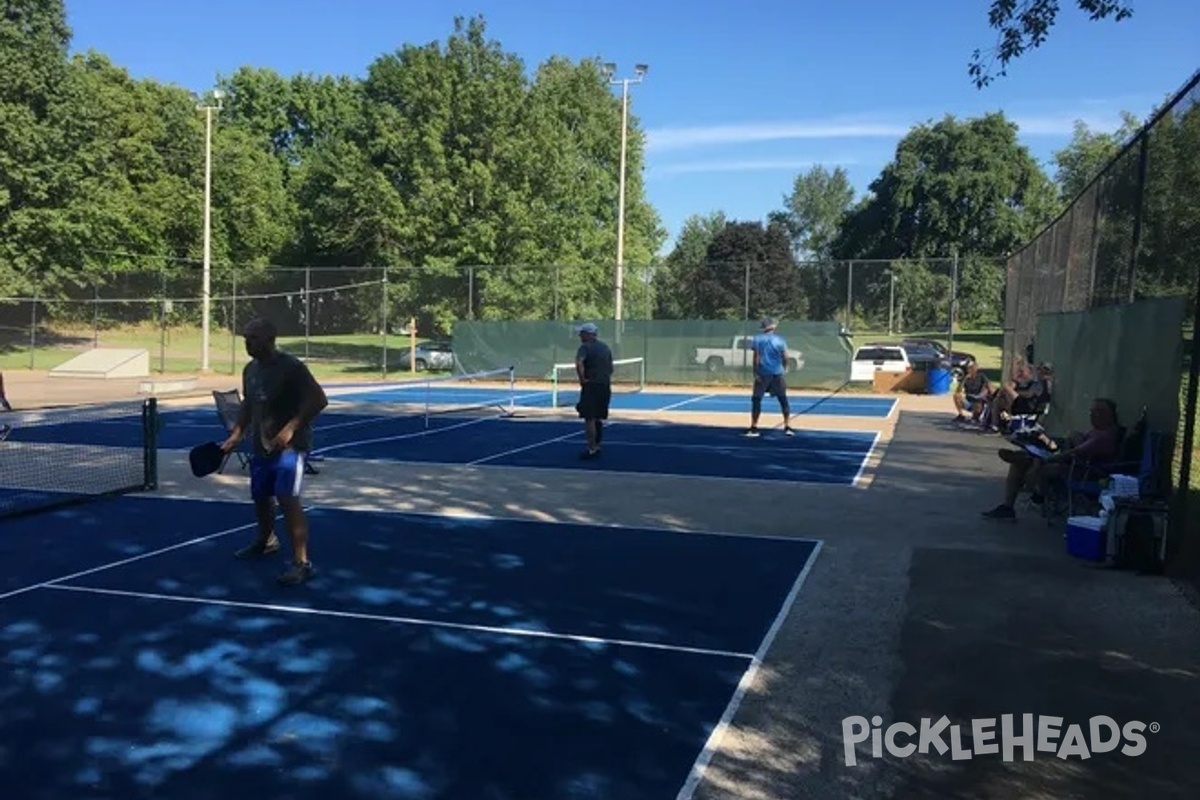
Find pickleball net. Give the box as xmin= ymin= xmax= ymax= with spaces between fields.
xmin=0 ymin=397 xmax=159 ymax=520
xmin=548 ymin=356 xmax=646 ymax=408
xmin=309 ymin=366 xmax=537 ymax=459
xmin=323 ymin=366 xmax=529 ymax=426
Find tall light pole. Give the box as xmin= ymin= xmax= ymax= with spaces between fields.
xmin=196 ymin=88 xmax=224 ymax=372
xmin=602 ymin=62 xmax=647 ymax=323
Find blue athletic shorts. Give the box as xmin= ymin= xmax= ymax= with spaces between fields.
xmin=249 ymin=449 xmax=306 ymax=500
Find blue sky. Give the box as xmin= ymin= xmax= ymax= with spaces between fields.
xmin=65 ymin=0 xmax=1199 ymax=252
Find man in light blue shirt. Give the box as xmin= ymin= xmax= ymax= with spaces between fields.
xmin=744 ymin=317 xmax=794 ymax=437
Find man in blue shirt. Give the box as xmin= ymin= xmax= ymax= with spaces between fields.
xmin=744 ymin=318 xmax=794 ymax=437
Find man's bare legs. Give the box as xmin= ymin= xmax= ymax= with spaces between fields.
xmin=277 ymin=496 xmax=309 ymax=565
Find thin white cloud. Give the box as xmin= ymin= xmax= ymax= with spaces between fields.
xmin=650 ymin=157 xmax=860 ymax=176
xmin=646 ymin=121 xmax=908 ymax=152
xmin=645 ymin=111 xmax=1133 ymax=152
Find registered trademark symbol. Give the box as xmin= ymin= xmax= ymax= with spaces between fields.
xmin=1149 ymin=722 xmax=1161 ymax=734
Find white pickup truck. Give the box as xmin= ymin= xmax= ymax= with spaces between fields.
xmin=693 ymin=335 xmax=803 ymax=373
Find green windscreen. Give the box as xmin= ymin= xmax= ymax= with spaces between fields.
xmin=1034 ymin=296 xmax=1187 ymax=438
xmin=451 ymin=320 xmax=853 ymax=389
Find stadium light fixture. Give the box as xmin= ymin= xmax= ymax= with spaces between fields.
xmin=195 ymin=88 xmax=225 ymax=372
xmin=606 ymin=64 xmax=648 ymax=324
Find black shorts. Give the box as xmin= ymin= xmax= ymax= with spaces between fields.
xmin=576 ymin=381 xmax=612 ymax=420
xmin=753 ymin=373 xmax=787 ymax=400
xmin=1012 ymin=396 xmax=1038 ymax=415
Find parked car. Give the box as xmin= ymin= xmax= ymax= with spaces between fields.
xmin=692 ymin=335 xmax=803 ymax=373
xmin=395 ymin=339 xmax=455 ymax=371
xmin=849 ymin=344 xmax=912 ymax=382
xmin=901 ymin=338 xmax=976 ymax=377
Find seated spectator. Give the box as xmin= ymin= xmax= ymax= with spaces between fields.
xmin=953 ymin=362 xmax=992 ymax=423
xmin=981 ymin=397 xmax=1120 ymax=520
xmin=988 ymin=361 xmax=1051 ymax=432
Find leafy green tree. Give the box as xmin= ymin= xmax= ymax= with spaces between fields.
xmin=691 ymin=220 xmax=806 ymax=320
xmin=0 ymin=0 xmax=72 ymax=297
xmin=775 ymin=165 xmax=855 ymax=260
xmin=654 ymin=211 xmax=726 ymax=318
xmin=832 ymin=113 xmax=1054 ymax=328
xmin=970 ymin=1 xmax=1135 ymax=88
xmin=1051 ymin=112 xmax=1141 ymax=201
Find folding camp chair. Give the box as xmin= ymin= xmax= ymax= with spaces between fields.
xmin=212 ymin=389 xmax=251 ymax=473
xmin=211 ymin=388 xmax=322 ymax=476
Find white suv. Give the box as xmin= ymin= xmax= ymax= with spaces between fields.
xmin=849 ymin=344 xmax=911 ymax=382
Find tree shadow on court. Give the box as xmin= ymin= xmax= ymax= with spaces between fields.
xmin=0 ymin=587 xmax=746 ymax=800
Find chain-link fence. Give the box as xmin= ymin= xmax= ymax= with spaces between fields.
xmin=1001 ymin=68 xmax=1200 ymax=596
xmin=0 ymin=256 xmax=1004 ymax=379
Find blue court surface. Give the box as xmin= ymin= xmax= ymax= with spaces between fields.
xmin=9 ymin=409 xmax=880 ymax=486
xmin=326 ymin=383 xmax=897 ymax=418
xmin=0 ymin=494 xmax=822 ymax=800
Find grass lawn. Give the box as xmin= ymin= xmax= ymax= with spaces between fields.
xmin=0 ymin=323 xmax=431 ymax=381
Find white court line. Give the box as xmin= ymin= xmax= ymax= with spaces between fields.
xmin=655 ymin=394 xmax=717 ymax=412
xmin=0 ymin=516 xmax=277 ymax=603
xmin=467 ymin=460 xmax=864 ymax=489
xmin=43 ymin=583 xmax=753 ymax=661
xmin=586 ymin=439 xmax=875 ymax=457
xmin=139 ymin=492 xmax=821 ymax=545
xmin=850 ymin=430 xmax=883 ymax=487
xmin=312 ymin=416 xmax=496 ymax=456
xmin=466 ymin=423 xmax=616 ymax=466
xmin=674 ymin=539 xmax=826 ymax=800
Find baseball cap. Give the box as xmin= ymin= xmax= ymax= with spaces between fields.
xmin=759 ymin=317 xmax=777 ymax=331
xmin=576 ymin=322 xmax=598 ymax=335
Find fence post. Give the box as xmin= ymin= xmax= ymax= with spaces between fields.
xmin=93 ymin=284 xmax=99 ymax=348
xmin=743 ymin=261 xmax=750 ymax=320
xmin=1126 ymin=134 xmax=1150 ymax=304
xmin=888 ymin=269 xmax=895 ymax=334
xmin=846 ymin=261 xmax=854 ymax=329
xmin=158 ymin=270 xmax=166 ymax=374
xmin=380 ymin=266 xmax=388 ymax=380
xmin=304 ymin=265 xmax=311 ymax=360
xmin=28 ymin=278 xmax=38 ymax=370
xmin=949 ymin=252 xmax=959 ymax=355
xmin=1178 ymin=266 xmax=1200 ymax=498
xmin=230 ymin=267 xmax=237 ymax=374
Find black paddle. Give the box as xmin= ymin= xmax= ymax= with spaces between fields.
xmin=189 ymin=441 xmax=225 ymax=478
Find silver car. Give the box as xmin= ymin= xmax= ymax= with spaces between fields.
xmin=395 ymin=339 xmax=455 ymax=371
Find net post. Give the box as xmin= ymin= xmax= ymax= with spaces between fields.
xmin=424 ymin=373 xmax=431 ymax=430
xmin=550 ymin=364 xmax=559 ymax=409
xmin=142 ymin=397 xmax=159 ymax=491
xmin=507 ymin=366 xmax=516 ymax=416
xmin=639 ymin=356 xmax=647 ymax=392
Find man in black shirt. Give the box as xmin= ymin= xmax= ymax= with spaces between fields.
xmin=221 ymin=317 xmax=328 ymax=585
xmin=573 ymin=322 xmax=613 ymax=459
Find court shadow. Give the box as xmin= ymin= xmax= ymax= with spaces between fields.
xmin=53 ymin=504 xmax=819 ymax=657
xmin=0 ymin=587 xmax=746 ymax=800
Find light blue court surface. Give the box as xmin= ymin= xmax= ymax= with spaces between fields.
xmin=0 ymin=494 xmax=823 ymax=800
xmin=324 ymin=383 xmax=897 ymax=418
